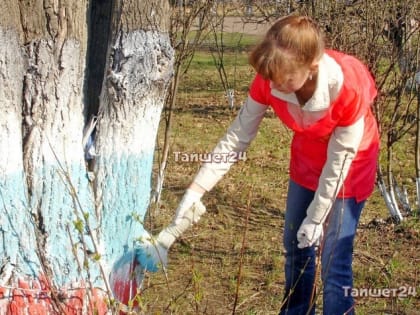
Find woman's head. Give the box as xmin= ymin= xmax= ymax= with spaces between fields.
xmin=249 ymin=15 xmax=325 ymax=87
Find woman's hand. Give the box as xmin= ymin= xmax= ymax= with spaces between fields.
xmin=174 ymin=187 xmax=204 ymax=224
xmin=296 ymin=217 xmax=323 ymax=248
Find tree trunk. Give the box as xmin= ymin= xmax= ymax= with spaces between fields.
xmin=0 ymin=0 xmax=173 ymax=313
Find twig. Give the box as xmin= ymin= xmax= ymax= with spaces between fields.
xmin=232 ymin=186 xmax=253 ymax=315
xmin=279 ymin=257 xmax=312 ymax=311
xmin=46 ymin=137 xmax=113 ymax=299
xmin=233 ymin=291 xmax=261 ymax=312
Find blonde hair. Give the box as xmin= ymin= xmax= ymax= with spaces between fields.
xmin=249 ymin=15 xmax=324 ymax=81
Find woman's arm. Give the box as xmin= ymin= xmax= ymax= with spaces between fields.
xmin=169 ymin=96 xmax=267 ymax=232
xmin=306 ymin=116 xmax=365 ymax=224
xmin=297 ymin=117 xmax=365 ymax=248
xmin=191 ymin=96 xmax=268 ymax=192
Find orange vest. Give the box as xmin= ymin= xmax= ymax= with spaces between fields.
xmin=249 ymin=50 xmax=380 ymax=201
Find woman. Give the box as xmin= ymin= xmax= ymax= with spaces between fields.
xmin=157 ymin=15 xmax=379 ymax=315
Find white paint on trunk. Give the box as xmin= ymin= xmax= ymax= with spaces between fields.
xmin=0 ymin=29 xmax=26 ymax=175
xmin=20 ymin=36 xmax=96 ymax=286
xmin=94 ymin=29 xmax=174 ymax=273
xmin=0 ymin=28 xmax=39 ymax=275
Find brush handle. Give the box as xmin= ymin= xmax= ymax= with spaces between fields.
xmin=156 ymin=201 xmax=206 ymax=249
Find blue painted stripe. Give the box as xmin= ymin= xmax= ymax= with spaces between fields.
xmin=0 ymin=150 xmax=154 ymax=288
xmin=0 ymin=171 xmax=38 ymax=274
xmin=97 ymin=152 xmax=153 ymax=263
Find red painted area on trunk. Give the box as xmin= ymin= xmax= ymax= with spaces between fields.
xmin=0 ymin=277 xmax=109 ymax=315
xmin=109 ymin=257 xmax=141 ymax=308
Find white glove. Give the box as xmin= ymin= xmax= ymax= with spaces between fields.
xmin=157 ymin=200 xmax=206 ymax=249
xmin=134 ymin=200 xmax=206 ymax=273
xmin=135 ymin=236 xmax=168 ymax=272
xmin=174 ymin=188 xmax=204 ymax=225
xmin=296 ymin=217 xmax=323 ymax=249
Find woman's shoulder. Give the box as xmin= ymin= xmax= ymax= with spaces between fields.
xmin=249 ymin=73 xmax=271 ymax=103
xmin=326 ymin=49 xmax=376 ymax=99
xmin=326 ymin=49 xmax=366 ymax=71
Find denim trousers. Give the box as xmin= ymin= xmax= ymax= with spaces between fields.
xmin=280 ymin=180 xmax=365 ymax=315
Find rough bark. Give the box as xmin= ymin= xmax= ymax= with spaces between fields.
xmin=0 ymin=0 xmax=173 ymax=313
xmin=94 ymin=0 xmax=173 ymax=286
xmin=0 ymin=0 xmax=32 ymax=284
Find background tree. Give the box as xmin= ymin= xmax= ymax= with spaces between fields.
xmin=0 ymin=0 xmax=173 ymax=313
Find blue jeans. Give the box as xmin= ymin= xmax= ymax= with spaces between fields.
xmin=280 ymin=180 xmax=364 ymax=315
